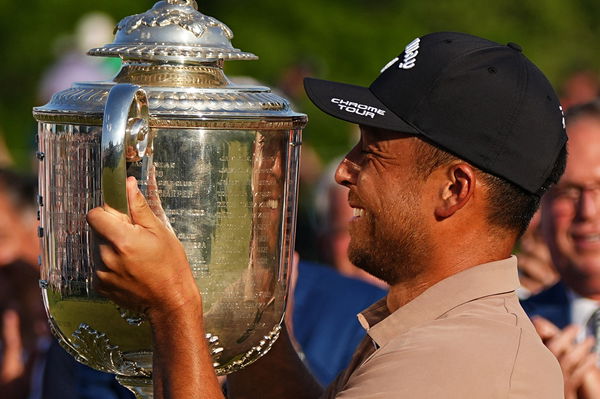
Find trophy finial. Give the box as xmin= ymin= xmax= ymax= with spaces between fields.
xmin=166 ymin=0 xmax=198 ymax=9
xmin=88 ymin=0 xmax=257 ymax=63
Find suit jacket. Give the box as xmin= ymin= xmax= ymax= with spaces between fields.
xmin=520 ymin=281 xmax=571 ymax=329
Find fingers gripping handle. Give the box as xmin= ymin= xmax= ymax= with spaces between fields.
xmin=101 ymin=84 xmax=150 ymax=215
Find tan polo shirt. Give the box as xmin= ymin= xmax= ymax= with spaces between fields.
xmin=321 ymin=257 xmax=564 ymax=398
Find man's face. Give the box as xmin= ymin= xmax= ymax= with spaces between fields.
xmin=334 ymin=126 xmax=430 ymax=285
xmin=541 ymin=116 xmax=600 ymax=296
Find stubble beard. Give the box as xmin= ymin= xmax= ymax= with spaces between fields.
xmin=348 ymin=194 xmax=429 ymax=286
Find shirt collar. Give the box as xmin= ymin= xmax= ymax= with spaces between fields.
xmin=358 ymin=256 xmax=520 ymax=347
xmin=568 ymin=289 xmax=600 ymax=327
xmin=567 ymin=288 xmax=600 ymax=342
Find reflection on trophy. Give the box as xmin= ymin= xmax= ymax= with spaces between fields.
xmin=32 ymin=1 xmax=307 ymax=397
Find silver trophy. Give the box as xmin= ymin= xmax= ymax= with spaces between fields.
xmin=32 ymin=1 xmax=307 ymax=397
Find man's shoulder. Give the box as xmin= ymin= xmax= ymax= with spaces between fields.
xmin=340 ymin=294 xmax=563 ymax=398
xmin=387 ymin=295 xmax=528 ymax=356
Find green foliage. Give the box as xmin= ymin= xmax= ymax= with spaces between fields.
xmin=2 ymin=0 xmax=600 ymax=168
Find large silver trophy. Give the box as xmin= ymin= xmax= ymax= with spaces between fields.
xmin=32 ymin=1 xmax=306 ymax=397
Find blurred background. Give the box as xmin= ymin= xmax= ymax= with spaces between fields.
xmin=1 ymin=2 xmax=599 ymax=394
xmin=2 ymin=0 xmax=600 ymax=169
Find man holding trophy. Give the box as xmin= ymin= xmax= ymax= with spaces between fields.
xmin=87 ymin=32 xmax=567 ymax=397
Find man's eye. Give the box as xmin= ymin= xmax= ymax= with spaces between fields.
xmin=553 ymin=188 xmax=579 ymax=200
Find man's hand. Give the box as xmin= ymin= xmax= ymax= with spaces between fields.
xmin=87 ymin=176 xmax=223 ymax=399
xmin=533 ymin=316 xmax=600 ymax=399
xmin=86 ymin=176 xmax=320 ymax=399
xmin=87 ymin=176 xmax=199 ymax=319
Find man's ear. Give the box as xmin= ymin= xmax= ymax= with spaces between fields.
xmin=434 ymin=163 xmax=476 ymax=220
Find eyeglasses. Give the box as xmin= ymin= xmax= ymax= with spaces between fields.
xmin=547 ymin=184 xmax=600 ymax=210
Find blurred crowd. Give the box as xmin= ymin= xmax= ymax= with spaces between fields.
xmin=4 ymin=8 xmax=600 ymax=399
xmin=0 ymin=12 xmax=136 ymax=399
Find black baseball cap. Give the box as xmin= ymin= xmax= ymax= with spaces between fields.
xmin=304 ymin=31 xmax=567 ymax=195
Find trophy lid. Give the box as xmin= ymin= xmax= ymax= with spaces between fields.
xmin=34 ymin=0 xmax=307 ymax=129
xmin=88 ymin=0 xmax=257 ymax=63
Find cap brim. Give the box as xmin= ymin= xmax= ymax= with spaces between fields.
xmin=304 ymin=77 xmax=418 ymax=133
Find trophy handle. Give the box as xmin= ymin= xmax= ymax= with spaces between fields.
xmin=101 ymin=84 xmax=150 ymax=215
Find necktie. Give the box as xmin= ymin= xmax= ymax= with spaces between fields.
xmin=586 ymin=308 xmax=600 ymax=358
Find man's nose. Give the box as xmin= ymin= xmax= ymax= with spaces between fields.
xmin=576 ymin=189 xmax=600 ymax=221
xmin=335 ymin=157 xmax=360 ymax=187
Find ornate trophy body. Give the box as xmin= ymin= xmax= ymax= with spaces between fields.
xmin=32 ymin=1 xmax=306 ymax=397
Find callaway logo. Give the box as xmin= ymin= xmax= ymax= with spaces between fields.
xmin=331 ymin=98 xmax=386 ymax=119
xmin=381 ymin=37 xmax=421 ymax=72
xmin=559 ymin=105 xmax=566 ymax=129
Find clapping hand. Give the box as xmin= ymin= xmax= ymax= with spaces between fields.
xmin=533 ymin=316 xmax=600 ymax=399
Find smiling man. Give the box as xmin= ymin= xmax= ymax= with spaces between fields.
xmin=87 ymin=32 xmax=567 ymax=398
xmin=523 ymin=100 xmax=600 ymax=398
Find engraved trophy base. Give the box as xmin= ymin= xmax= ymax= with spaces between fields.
xmin=117 ymin=376 xmax=154 ymax=399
